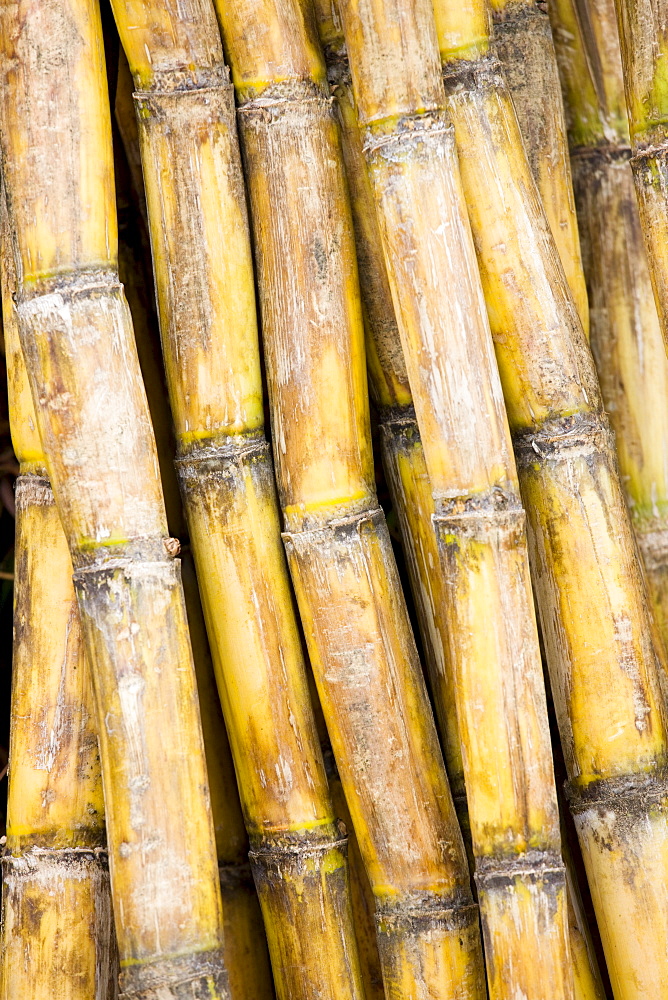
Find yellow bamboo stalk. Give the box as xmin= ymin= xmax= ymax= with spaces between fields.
xmin=612 ymin=0 xmax=668 ymax=352
xmin=213 ymin=0 xmax=487 ymax=995
xmin=0 ymin=203 xmax=118 ymax=1000
xmin=431 ymin=2 xmax=668 ymax=996
xmin=108 ymin=3 xmax=365 ymax=998
xmin=550 ymin=0 xmax=668 ymax=693
xmin=312 ymin=0 xmax=469 ymax=846
xmin=489 ymin=0 xmax=589 ymax=335
xmin=0 ymin=2 xmax=228 ymax=997
xmin=112 ymin=91 xmax=275 ymax=1000
xmin=339 ymin=0 xmax=571 ymax=992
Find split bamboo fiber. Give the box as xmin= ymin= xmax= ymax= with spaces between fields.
xmin=213 ymin=0 xmax=487 ymax=995
xmin=0 ymin=209 xmax=117 ymax=1000
xmin=338 ymin=0 xmax=572 ymax=995
xmin=613 ymin=0 xmax=668 ymax=352
xmin=489 ymin=0 xmax=589 ymax=335
xmin=312 ymin=0 xmax=469 ymax=848
xmin=550 ymin=0 xmax=668 ymax=705
xmin=108 ymin=3 xmax=364 ymax=998
xmin=0 ymin=2 xmax=229 ymax=997
xmin=432 ymin=2 xmax=668 ymax=996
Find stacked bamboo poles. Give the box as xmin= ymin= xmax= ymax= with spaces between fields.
xmin=111 ymin=83 xmax=275 ymax=999
xmin=0 ymin=2 xmax=229 ymax=997
xmin=0 ymin=208 xmax=117 ymax=1000
xmin=312 ymin=0 xmax=469 ymax=846
xmin=549 ymin=0 xmax=668 ymax=692
xmin=308 ymin=0 xmax=571 ymax=996
xmin=489 ymin=0 xmax=589 ymax=335
xmin=612 ymin=0 xmax=668 ymax=350
xmin=108 ymin=3 xmax=365 ymax=999
xmin=213 ymin=0 xmax=488 ymax=995
xmin=430 ymin=1 xmax=668 ymax=995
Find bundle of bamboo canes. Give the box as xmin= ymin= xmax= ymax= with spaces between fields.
xmin=4 ymin=0 xmax=668 ymax=998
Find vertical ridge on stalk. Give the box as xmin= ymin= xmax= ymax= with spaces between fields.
xmin=214 ymin=0 xmax=487 ymax=994
xmin=433 ymin=1 xmax=668 ymax=995
xmin=0 ymin=2 xmax=229 ymax=997
xmin=0 ymin=203 xmax=118 ymax=1000
xmin=108 ymin=2 xmax=366 ymax=998
xmin=489 ymin=0 xmax=589 ymax=334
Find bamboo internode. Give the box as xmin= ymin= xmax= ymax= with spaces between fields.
xmin=214 ymin=0 xmax=486 ymax=994
xmin=0 ymin=2 xmax=228 ymax=997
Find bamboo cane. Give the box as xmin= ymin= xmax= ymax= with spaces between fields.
xmin=488 ymin=0 xmax=589 ymax=335
xmin=430 ymin=2 xmax=668 ymax=996
xmin=212 ymin=0 xmax=487 ymax=995
xmin=337 ymin=0 xmax=572 ymax=996
xmin=0 ymin=3 xmax=229 ymax=997
xmin=0 ymin=203 xmax=118 ymax=1000
xmin=312 ymin=0 xmax=469 ymax=847
xmin=612 ymin=0 xmax=668 ymax=352
xmin=317 ymin=7 xmax=610 ymax=994
xmin=111 ymin=99 xmax=275 ymax=1000
xmin=549 ymin=0 xmax=668 ymax=697
xmin=108 ymin=3 xmax=365 ymax=999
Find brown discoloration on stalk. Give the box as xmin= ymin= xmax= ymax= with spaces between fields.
xmin=1 ymin=211 xmax=118 ymax=1000
xmin=436 ymin=5 xmax=668 ymax=988
xmin=490 ymin=0 xmax=589 ymax=334
xmin=218 ymin=0 xmax=485 ymax=991
xmin=612 ymin=0 xmax=668 ymax=351
xmin=111 ymin=1 xmax=364 ymax=995
xmin=337 ymin=0 xmax=570 ymax=989
xmin=551 ymin=0 xmax=668 ymax=658
xmin=312 ymin=2 xmax=468 ymax=845
xmin=0 ymin=2 xmax=228 ymax=995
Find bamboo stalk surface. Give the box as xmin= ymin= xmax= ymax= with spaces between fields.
xmin=108 ymin=2 xmax=365 ymax=998
xmin=213 ymin=0 xmax=487 ymax=994
xmin=0 ymin=2 xmax=228 ymax=996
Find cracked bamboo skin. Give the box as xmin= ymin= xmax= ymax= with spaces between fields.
xmin=433 ymin=2 xmax=668 ymax=996
xmin=550 ymin=0 xmax=668 ymax=699
xmin=0 ymin=1 xmax=230 ymax=997
xmin=214 ymin=0 xmax=486 ymax=996
xmin=613 ymin=0 xmax=668 ymax=352
xmin=313 ymin=0 xmax=468 ymax=843
xmin=0 ymin=231 xmax=117 ymax=1000
xmin=338 ymin=0 xmax=572 ymax=993
xmin=489 ymin=0 xmax=589 ymax=336
xmin=108 ymin=3 xmax=365 ymax=999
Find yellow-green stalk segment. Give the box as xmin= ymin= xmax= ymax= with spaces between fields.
xmin=214 ymin=0 xmax=487 ymax=995
xmin=489 ymin=0 xmax=589 ymax=335
xmin=312 ymin=0 xmax=469 ymax=846
xmin=0 ymin=204 xmax=118 ymax=1000
xmin=0 ymin=2 xmax=229 ymax=997
xmin=434 ymin=2 xmax=668 ymax=996
xmin=112 ymin=85 xmax=275 ymax=1000
xmin=612 ymin=0 xmax=668 ymax=353
xmin=338 ymin=0 xmax=573 ymax=995
xmin=551 ymin=0 xmax=668 ymax=701
xmin=108 ymin=3 xmax=365 ymax=999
